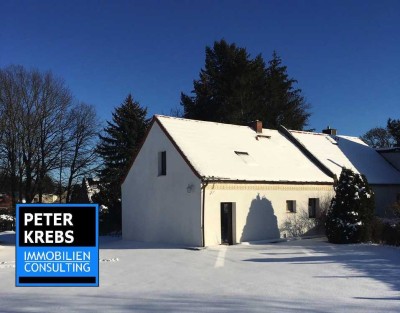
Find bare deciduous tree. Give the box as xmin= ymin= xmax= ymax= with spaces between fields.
xmin=0 ymin=65 xmax=99 ymax=205
xmin=360 ymin=127 xmax=394 ymax=149
xmin=62 ymin=103 xmax=100 ymax=203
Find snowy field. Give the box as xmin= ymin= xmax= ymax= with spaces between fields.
xmin=1 ymin=232 xmax=399 ymax=313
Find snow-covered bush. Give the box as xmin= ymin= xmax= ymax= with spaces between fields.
xmin=326 ymin=168 xmax=375 ymax=244
xmin=314 ymin=195 xmax=333 ymax=233
xmin=0 ymin=213 xmax=15 ymax=232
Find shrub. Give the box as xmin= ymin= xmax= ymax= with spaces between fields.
xmin=0 ymin=208 xmax=15 ymax=232
xmin=326 ymin=168 xmax=375 ymax=244
xmin=314 ymin=195 xmax=332 ymax=234
xmin=390 ymin=200 xmax=400 ymax=218
xmin=370 ymin=217 xmax=384 ymax=243
xmin=280 ymin=210 xmax=316 ymax=238
xmin=371 ymin=217 xmax=400 ymax=246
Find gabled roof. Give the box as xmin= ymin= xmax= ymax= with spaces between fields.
xmin=155 ymin=115 xmax=333 ymax=183
xmin=289 ymin=130 xmax=400 ymax=185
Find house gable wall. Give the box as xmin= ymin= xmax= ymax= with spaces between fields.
xmin=122 ymin=122 xmax=202 ymax=246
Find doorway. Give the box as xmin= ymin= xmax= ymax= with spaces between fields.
xmin=220 ymin=202 xmax=233 ymax=245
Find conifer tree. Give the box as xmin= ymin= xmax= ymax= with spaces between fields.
xmin=387 ymin=118 xmax=400 ymax=146
xmin=263 ymin=52 xmax=310 ymax=130
xmin=96 ymin=94 xmax=149 ymax=233
xmin=181 ymin=39 xmax=266 ymax=125
xmin=326 ymin=168 xmax=375 ymax=243
xmin=97 ymin=94 xmax=149 ymax=184
xmin=181 ymin=40 xmax=311 ymax=130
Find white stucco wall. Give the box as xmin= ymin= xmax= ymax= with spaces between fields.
xmin=122 ymin=122 xmax=202 ymax=246
xmin=203 ymin=183 xmax=334 ymax=246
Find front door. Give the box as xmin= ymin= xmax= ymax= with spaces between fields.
xmin=220 ymin=203 xmax=233 ymax=245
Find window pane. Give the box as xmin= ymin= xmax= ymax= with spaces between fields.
xmin=161 ymin=151 xmax=166 ymax=175
xmin=158 ymin=151 xmax=166 ymax=176
xmin=286 ymin=200 xmax=296 ymax=213
xmin=308 ymin=198 xmax=317 ymax=218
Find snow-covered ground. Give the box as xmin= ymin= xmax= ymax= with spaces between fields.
xmin=1 ymin=231 xmax=399 ymax=312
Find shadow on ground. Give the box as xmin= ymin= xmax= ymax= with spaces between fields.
xmin=0 ymin=292 xmax=372 ymax=313
xmin=0 ymin=231 xmax=15 ymax=245
xmin=244 ymin=239 xmax=400 ymax=294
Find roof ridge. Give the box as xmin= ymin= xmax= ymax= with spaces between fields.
xmin=289 ymin=129 xmax=327 ymax=136
xmin=155 ymin=114 xmax=278 ymax=131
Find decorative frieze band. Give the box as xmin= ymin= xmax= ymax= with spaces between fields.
xmin=206 ymin=183 xmax=333 ymax=192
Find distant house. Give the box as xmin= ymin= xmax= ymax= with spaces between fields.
xmin=32 ymin=193 xmax=59 ymax=204
xmin=122 ymin=116 xmax=400 ymax=246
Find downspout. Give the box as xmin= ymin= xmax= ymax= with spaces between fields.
xmin=201 ymin=178 xmax=209 ymax=248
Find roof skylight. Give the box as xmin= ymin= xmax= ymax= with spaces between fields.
xmin=234 ymin=151 xmax=257 ymax=165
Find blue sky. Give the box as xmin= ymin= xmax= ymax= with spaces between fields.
xmin=1 ymin=0 xmax=399 ymax=136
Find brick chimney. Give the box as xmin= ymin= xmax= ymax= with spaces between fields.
xmin=322 ymin=126 xmax=337 ymax=136
xmin=250 ymin=120 xmax=263 ymax=133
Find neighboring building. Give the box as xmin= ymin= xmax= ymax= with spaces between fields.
xmin=32 ymin=193 xmax=59 ymax=204
xmin=288 ymin=128 xmax=400 ymax=216
xmin=122 ymin=116 xmax=400 ymax=246
xmin=377 ymin=147 xmax=400 ymax=172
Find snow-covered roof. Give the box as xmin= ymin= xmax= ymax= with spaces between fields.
xmin=155 ymin=116 xmax=332 ymax=183
xmin=289 ymin=130 xmax=400 ymax=185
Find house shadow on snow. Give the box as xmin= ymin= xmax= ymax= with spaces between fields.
xmin=243 ymin=239 xmax=400 ymax=295
xmin=240 ymin=194 xmax=280 ymax=242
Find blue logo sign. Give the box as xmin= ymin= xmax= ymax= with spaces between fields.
xmin=16 ymin=204 xmax=99 ymax=287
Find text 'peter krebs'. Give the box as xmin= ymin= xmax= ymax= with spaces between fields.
xmin=24 ymin=212 xmax=74 ymax=244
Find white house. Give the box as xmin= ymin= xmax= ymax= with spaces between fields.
xmin=122 ymin=116 xmax=400 ymax=246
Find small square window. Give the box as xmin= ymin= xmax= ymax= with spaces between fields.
xmin=286 ymin=200 xmax=296 ymax=213
xmin=158 ymin=151 xmax=166 ymax=176
xmin=308 ymin=198 xmax=318 ymax=218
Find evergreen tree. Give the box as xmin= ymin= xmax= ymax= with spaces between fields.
xmin=181 ymin=39 xmax=266 ymax=125
xmin=387 ymin=118 xmax=400 ymax=146
xmin=326 ymin=168 xmax=375 ymax=244
xmin=96 ymin=94 xmax=149 ymax=233
xmin=181 ymin=40 xmax=310 ymax=130
xmin=263 ymin=52 xmax=310 ymax=130
xmin=97 ymin=94 xmax=149 ymax=184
